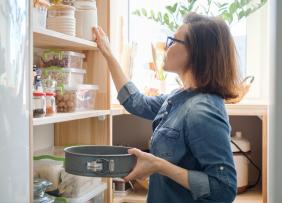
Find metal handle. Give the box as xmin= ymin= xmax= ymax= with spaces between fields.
xmin=87 ymin=159 xmax=115 ymax=174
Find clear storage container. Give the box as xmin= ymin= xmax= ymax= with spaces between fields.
xmin=41 ymin=67 xmax=86 ymax=87
xmin=33 ymin=92 xmax=46 ymax=118
xmin=33 ymin=7 xmax=47 ymax=28
xmin=66 ymin=183 xmax=107 ymax=203
xmin=74 ymin=0 xmax=98 ymax=41
xmin=76 ymin=84 xmax=98 ymax=111
xmin=40 ymin=50 xmax=85 ymax=69
xmin=55 ymin=86 xmax=77 ymax=113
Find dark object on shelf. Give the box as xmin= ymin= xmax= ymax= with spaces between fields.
xmin=64 ymin=145 xmax=137 ymax=177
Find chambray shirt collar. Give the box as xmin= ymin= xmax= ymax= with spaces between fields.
xmin=167 ymin=88 xmax=198 ymax=106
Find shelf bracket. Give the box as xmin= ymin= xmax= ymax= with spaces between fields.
xmin=98 ymin=115 xmax=107 ymax=121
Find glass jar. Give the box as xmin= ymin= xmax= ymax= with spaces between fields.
xmin=42 ymin=75 xmax=57 ymax=93
xmin=33 ymin=179 xmax=54 ymax=203
xmin=46 ymin=92 xmax=56 ymax=116
xmin=74 ymin=0 xmax=98 ymax=40
xmin=33 ymin=92 xmax=46 ymax=118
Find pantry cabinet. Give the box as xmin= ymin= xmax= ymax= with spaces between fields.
xmin=31 ymin=0 xmax=113 ymax=202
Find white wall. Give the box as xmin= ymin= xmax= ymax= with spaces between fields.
xmin=269 ymin=0 xmax=282 ymax=202
xmin=245 ymin=4 xmax=268 ymax=102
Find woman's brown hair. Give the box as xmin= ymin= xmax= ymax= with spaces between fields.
xmin=183 ymin=13 xmax=240 ymax=99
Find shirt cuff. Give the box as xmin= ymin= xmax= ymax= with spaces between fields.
xmin=117 ymin=81 xmax=139 ymax=104
xmin=188 ymin=170 xmax=211 ymax=200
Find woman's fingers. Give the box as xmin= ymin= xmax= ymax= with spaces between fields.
xmin=98 ymin=26 xmax=106 ymax=36
xmin=92 ymin=27 xmax=99 ymax=41
xmin=128 ymin=148 xmax=142 ymax=156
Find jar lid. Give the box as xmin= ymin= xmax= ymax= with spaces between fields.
xmin=78 ymin=84 xmax=99 ymax=90
xmin=33 ymin=92 xmax=46 ymax=96
xmin=74 ymin=0 xmax=96 ymax=10
xmin=46 ymin=92 xmax=56 ymax=96
xmin=49 ymin=4 xmax=75 ymax=11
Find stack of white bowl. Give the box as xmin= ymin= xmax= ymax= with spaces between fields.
xmin=47 ymin=4 xmax=76 ymax=36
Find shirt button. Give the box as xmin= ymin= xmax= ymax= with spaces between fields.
xmin=220 ymin=166 xmax=224 ymax=171
xmin=164 ymin=112 xmax=168 ymax=115
xmin=167 ymin=100 xmax=172 ymax=104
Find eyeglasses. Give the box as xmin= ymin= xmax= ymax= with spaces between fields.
xmin=166 ymin=36 xmax=188 ymax=48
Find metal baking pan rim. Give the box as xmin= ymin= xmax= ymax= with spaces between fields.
xmin=64 ymin=145 xmax=132 ymax=157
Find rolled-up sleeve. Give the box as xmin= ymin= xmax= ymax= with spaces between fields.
xmin=185 ymin=101 xmax=237 ymax=202
xmin=188 ymin=170 xmax=210 ymax=200
xmin=117 ymin=82 xmax=168 ymax=120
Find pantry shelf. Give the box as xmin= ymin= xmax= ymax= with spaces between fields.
xmin=33 ymin=110 xmax=110 ymax=126
xmin=33 ymin=27 xmax=98 ymax=50
xmin=113 ymin=187 xmax=262 ymax=203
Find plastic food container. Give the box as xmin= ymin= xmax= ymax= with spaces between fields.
xmin=64 ymin=146 xmax=137 ymax=177
xmin=48 ymin=4 xmax=75 ymax=18
xmin=66 ymin=183 xmax=107 ymax=203
xmin=76 ymin=84 xmax=98 ymax=111
xmin=75 ymin=0 xmax=98 ymax=41
xmin=40 ymin=50 xmax=85 ymax=69
xmin=55 ymin=86 xmax=77 ymax=113
xmin=41 ymin=67 xmax=86 ymax=87
xmin=33 ymin=7 xmax=47 ymax=28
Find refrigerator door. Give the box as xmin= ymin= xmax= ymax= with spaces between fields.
xmin=0 ymin=0 xmax=31 ymax=202
xmin=269 ymin=0 xmax=282 ymax=202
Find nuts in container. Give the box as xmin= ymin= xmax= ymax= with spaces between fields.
xmin=55 ymin=86 xmax=77 ymax=113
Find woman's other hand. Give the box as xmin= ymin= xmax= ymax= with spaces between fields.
xmin=92 ymin=27 xmax=113 ymax=59
xmin=123 ymin=148 xmax=162 ymax=182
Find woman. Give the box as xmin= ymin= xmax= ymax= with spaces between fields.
xmin=93 ymin=12 xmax=238 ymax=203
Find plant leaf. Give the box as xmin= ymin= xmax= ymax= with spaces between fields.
xmin=132 ymin=10 xmax=141 ymax=16
xmin=141 ymin=8 xmax=148 ymax=17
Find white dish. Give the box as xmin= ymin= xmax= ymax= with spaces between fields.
xmin=46 ymin=24 xmax=76 ymax=29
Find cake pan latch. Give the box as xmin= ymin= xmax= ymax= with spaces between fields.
xmin=87 ymin=159 xmax=115 ymax=174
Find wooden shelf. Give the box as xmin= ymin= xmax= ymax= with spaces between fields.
xmin=226 ymin=103 xmax=267 ymax=116
xmin=113 ymin=187 xmax=262 ymax=203
xmin=111 ymin=103 xmax=268 ymax=117
xmin=33 ymin=27 xmax=98 ymax=50
xmin=111 ymin=104 xmax=129 ymax=116
xmin=113 ymin=188 xmax=147 ymax=203
xmin=33 ymin=110 xmax=110 ymax=126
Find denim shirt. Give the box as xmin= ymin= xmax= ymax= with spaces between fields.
xmin=118 ymin=82 xmax=237 ymax=203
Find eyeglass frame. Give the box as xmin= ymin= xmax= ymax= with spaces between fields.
xmin=166 ymin=36 xmax=189 ymax=48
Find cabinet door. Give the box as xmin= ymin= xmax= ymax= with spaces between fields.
xmin=0 ymin=0 xmax=31 ymax=202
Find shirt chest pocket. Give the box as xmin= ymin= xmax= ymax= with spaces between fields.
xmin=151 ymin=127 xmax=180 ymax=159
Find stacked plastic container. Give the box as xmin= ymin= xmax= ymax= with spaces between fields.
xmin=37 ymin=49 xmax=99 ymax=113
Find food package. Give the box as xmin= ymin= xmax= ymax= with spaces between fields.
xmin=33 ymin=155 xmax=65 ymax=192
xmin=58 ymin=170 xmax=101 ymax=198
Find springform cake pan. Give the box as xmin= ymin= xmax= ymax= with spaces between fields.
xmin=64 ymin=145 xmax=137 ymax=177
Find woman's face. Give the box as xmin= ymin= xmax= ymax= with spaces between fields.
xmin=163 ymin=25 xmax=190 ymax=74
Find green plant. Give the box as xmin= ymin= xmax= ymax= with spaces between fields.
xmin=133 ymin=0 xmax=267 ymax=32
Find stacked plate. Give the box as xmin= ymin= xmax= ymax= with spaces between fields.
xmin=47 ymin=4 xmax=76 ymax=36
xmin=47 ymin=17 xmax=76 ymax=36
